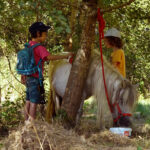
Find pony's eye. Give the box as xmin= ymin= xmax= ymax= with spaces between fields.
xmin=119 ymin=98 xmax=124 ymax=104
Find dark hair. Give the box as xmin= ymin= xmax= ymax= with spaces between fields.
xmin=29 ymin=22 xmax=50 ymax=38
xmin=30 ymin=30 xmax=47 ymax=38
xmin=105 ymin=36 xmax=123 ymax=49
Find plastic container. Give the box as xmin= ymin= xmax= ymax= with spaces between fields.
xmin=109 ymin=127 xmax=132 ymax=137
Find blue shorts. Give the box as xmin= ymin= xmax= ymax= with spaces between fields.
xmin=26 ymin=76 xmax=41 ymax=104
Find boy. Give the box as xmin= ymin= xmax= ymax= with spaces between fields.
xmin=23 ymin=22 xmax=73 ymax=121
xmin=104 ymin=28 xmax=126 ymax=77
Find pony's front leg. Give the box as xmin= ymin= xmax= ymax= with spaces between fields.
xmin=55 ymin=94 xmax=63 ymax=111
xmin=75 ymin=92 xmax=87 ymax=125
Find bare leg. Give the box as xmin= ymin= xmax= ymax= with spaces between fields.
xmin=29 ymin=102 xmax=37 ymax=120
xmin=24 ymin=101 xmax=30 ymax=120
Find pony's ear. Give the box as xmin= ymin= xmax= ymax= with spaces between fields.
xmin=122 ymin=80 xmax=126 ymax=88
xmin=122 ymin=79 xmax=131 ymax=88
xmin=133 ymin=83 xmax=139 ymax=89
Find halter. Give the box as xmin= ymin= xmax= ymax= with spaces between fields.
xmin=113 ymin=103 xmax=132 ymax=123
xmin=97 ymin=8 xmax=132 ymax=123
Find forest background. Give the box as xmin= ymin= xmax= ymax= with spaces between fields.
xmin=0 ymin=0 xmax=150 ymax=128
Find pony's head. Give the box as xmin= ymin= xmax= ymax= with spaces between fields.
xmin=112 ymin=80 xmax=138 ymax=127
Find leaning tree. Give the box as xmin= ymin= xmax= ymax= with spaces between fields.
xmin=61 ymin=0 xmax=136 ymax=128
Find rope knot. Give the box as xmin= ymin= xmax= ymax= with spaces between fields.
xmin=97 ymin=8 xmax=105 ymax=38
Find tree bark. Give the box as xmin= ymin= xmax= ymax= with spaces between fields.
xmin=62 ymin=0 xmax=97 ymax=126
xmin=0 ymin=87 xmax=1 ymax=111
xmin=64 ymin=0 xmax=77 ymax=51
xmin=0 ymin=87 xmax=1 ymax=104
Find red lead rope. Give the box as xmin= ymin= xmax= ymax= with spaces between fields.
xmin=97 ymin=8 xmax=132 ymax=122
xmin=97 ymin=8 xmax=113 ymax=113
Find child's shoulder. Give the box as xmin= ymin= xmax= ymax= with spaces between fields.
xmin=29 ymin=41 xmax=46 ymax=49
xmin=111 ymin=49 xmax=124 ymax=57
xmin=35 ymin=45 xmax=47 ymax=53
xmin=116 ymin=49 xmax=124 ymax=54
xmin=117 ymin=49 xmax=123 ymax=52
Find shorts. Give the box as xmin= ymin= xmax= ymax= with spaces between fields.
xmin=26 ymin=76 xmax=44 ymax=104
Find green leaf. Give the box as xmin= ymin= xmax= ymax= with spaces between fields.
xmin=66 ymin=27 xmax=71 ymax=33
xmin=55 ymin=26 xmax=64 ymax=34
xmin=137 ymin=146 xmax=142 ymax=150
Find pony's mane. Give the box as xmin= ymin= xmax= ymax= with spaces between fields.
xmin=89 ymin=50 xmax=138 ymax=127
xmin=90 ymin=49 xmax=137 ymax=108
xmin=91 ymin=49 xmax=124 ymax=79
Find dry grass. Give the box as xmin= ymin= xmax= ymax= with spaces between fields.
xmin=3 ymin=120 xmax=97 ymax=150
xmin=2 ymin=119 xmax=150 ymax=150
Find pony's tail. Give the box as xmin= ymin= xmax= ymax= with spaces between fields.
xmin=45 ymin=61 xmax=56 ymax=123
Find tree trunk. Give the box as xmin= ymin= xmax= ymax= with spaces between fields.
xmin=0 ymin=87 xmax=1 ymax=103
xmin=0 ymin=87 xmax=1 ymax=111
xmin=62 ymin=1 xmax=97 ymax=127
xmin=64 ymin=0 xmax=77 ymax=51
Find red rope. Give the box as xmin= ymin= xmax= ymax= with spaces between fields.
xmin=98 ymin=8 xmax=132 ymax=123
xmin=69 ymin=56 xmax=73 ymax=64
xmin=97 ymin=8 xmax=113 ymax=113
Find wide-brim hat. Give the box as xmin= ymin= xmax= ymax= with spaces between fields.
xmin=29 ymin=22 xmax=51 ymax=33
xmin=104 ymin=28 xmax=121 ymax=38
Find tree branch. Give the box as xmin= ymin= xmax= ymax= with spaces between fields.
xmin=132 ymin=16 xmax=150 ymax=20
xmin=55 ymin=0 xmax=80 ymax=9
xmin=102 ymin=0 xmax=136 ymax=13
xmin=0 ymin=70 xmax=23 ymax=95
xmin=5 ymin=56 xmax=22 ymax=84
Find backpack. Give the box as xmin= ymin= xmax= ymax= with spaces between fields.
xmin=16 ymin=43 xmax=43 ymax=85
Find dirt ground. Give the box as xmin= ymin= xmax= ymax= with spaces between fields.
xmin=1 ymin=117 xmax=150 ymax=150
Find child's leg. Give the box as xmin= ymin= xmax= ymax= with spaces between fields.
xmin=29 ymin=102 xmax=37 ymax=120
xmin=24 ymin=100 xmax=30 ymax=120
xmin=25 ymin=76 xmax=41 ymax=120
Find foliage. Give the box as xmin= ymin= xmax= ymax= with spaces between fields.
xmin=0 ymin=55 xmax=25 ymax=100
xmin=0 ymin=99 xmax=23 ymax=128
xmin=83 ymin=96 xmax=97 ymax=115
xmin=0 ymin=0 xmax=149 ymax=94
xmin=101 ymin=0 xmax=150 ymax=95
xmin=135 ymin=98 xmax=150 ymax=123
xmin=0 ymin=0 xmax=71 ymax=55
xmin=0 ymin=0 xmax=149 ymax=128
xmin=137 ymin=147 xmax=142 ymax=150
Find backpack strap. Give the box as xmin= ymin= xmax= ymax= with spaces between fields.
xmin=25 ymin=43 xmax=43 ymax=86
xmin=24 ymin=43 xmax=41 ymax=49
xmin=37 ymin=59 xmax=43 ymax=86
xmin=24 ymin=43 xmax=30 ymax=48
xmin=30 ymin=43 xmax=41 ymax=49
xmin=30 ymin=43 xmax=43 ymax=86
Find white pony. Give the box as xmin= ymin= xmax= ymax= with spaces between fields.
xmin=48 ymin=52 xmax=137 ymax=128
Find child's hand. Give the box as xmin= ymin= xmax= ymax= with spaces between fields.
xmin=67 ymin=52 xmax=74 ymax=58
xmin=66 ymin=52 xmax=74 ymax=64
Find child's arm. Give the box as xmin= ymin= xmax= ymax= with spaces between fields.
xmin=111 ymin=50 xmax=122 ymax=67
xmin=47 ymin=52 xmax=73 ymax=61
xmin=114 ymin=61 xmax=121 ymax=67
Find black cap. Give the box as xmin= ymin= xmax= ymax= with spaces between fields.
xmin=29 ymin=22 xmax=50 ymax=33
